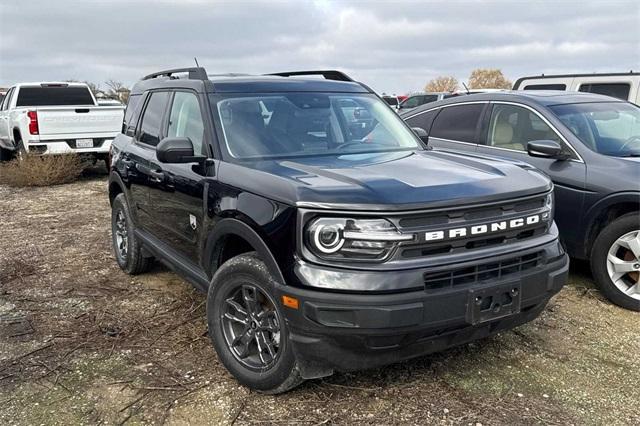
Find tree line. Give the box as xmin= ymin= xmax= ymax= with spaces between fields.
xmin=425 ymin=68 xmax=512 ymax=92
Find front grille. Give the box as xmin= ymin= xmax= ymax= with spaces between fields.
xmin=390 ymin=194 xmax=550 ymax=260
xmin=423 ymin=251 xmax=543 ymax=290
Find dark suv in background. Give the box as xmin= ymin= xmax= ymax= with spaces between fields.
xmin=402 ymin=91 xmax=640 ymax=311
xmin=108 ymin=68 xmax=568 ymax=393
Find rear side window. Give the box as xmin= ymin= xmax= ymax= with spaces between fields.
xmin=16 ymin=86 xmax=95 ymax=106
xmin=578 ymin=83 xmax=630 ymax=100
xmin=430 ymin=104 xmax=485 ymax=143
xmin=123 ymin=94 xmax=142 ymax=136
xmin=405 ymin=109 xmax=440 ymax=133
xmin=138 ymin=92 xmax=170 ymax=146
xmin=523 ymin=84 xmax=567 ymax=90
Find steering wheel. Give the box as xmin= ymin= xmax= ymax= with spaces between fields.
xmin=618 ymin=136 xmax=640 ymax=153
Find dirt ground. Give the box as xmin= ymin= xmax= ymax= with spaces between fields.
xmin=0 ymin=168 xmax=638 ymax=425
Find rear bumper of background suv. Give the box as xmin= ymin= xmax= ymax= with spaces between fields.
xmin=275 ymin=239 xmax=568 ymax=377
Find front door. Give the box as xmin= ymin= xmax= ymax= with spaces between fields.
xmin=475 ymin=103 xmax=587 ymax=248
xmin=146 ymin=90 xmax=210 ymax=264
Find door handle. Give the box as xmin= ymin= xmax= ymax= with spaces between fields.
xmin=148 ymin=168 xmax=165 ymax=180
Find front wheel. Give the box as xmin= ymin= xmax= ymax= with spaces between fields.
xmin=207 ymin=253 xmax=302 ymax=394
xmin=591 ymin=213 xmax=640 ymax=311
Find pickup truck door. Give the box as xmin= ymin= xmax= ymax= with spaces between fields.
xmin=146 ymin=91 xmax=210 ymax=265
xmin=475 ymin=103 xmax=587 ymax=249
xmin=0 ymin=87 xmax=14 ymax=147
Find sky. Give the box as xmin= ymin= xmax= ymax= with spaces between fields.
xmin=1 ymin=0 xmax=638 ymax=95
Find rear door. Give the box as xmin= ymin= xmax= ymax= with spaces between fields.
xmin=475 ymin=102 xmax=587 ymax=243
xmin=146 ymin=90 xmax=210 ymax=263
xmin=126 ymin=91 xmax=171 ymax=229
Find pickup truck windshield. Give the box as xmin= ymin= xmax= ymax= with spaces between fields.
xmin=550 ymin=102 xmax=640 ymax=157
xmin=16 ymin=86 xmax=95 ymax=107
xmin=212 ymin=93 xmax=421 ymax=159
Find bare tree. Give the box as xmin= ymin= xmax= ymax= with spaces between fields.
xmin=104 ymin=79 xmax=131 ymax=103
xmin=82 ymin=81 xmax=101 ymax=96
xmin=467 ymin=69 xmax=512 ymax=89
xmin=424 ymin=76 xmax=459 ymax=92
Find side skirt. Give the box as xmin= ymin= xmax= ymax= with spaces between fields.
xmin=135 ymin=228 xmax=209 ymax=293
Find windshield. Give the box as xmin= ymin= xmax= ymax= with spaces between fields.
xmin=549 ymin=102 xmax=640 ymax=157
xmin=212 ymin=93 xmax=421 ymax=160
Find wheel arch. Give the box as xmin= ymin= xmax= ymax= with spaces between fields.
xmin=204 ymin=218 xmax=286 ymax=285
xmin=583 ymin=192 xmax=640 ymax=258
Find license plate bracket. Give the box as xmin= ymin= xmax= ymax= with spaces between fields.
xmin=466 ymin=282 xmax=521 ymax=325
xmin=76 ymin=138 xmax=94 ymax=148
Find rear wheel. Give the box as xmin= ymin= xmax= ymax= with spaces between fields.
xmin=0 ymin=146 xmax=11 ymax=161
xmin=591 ymin=213 xmax=640 ymax=311
xmin=207 ymin=253 xmax=302 ymax=394
xmin=111 ymin=193 xmax=152 ymax=274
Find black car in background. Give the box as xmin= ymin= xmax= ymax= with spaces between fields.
xmin=402 ymin=91 xmax=640 ymax=311
xmin=108 ymin=68 xmax=568 ymax=393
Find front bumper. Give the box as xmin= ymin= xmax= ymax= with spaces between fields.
xmin=275 ymin=242 xmax=569 ymax=378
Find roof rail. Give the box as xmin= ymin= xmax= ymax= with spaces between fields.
xmin=142 ymin=67 xmax=208 ymax=81
xmin=267 ymin=70 xmax=354 ymax=82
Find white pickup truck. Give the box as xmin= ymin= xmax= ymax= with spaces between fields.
xmin=0 ymin=82 xmax=124 ymax=163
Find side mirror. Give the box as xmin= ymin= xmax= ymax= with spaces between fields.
xmin=412 ymin=127 xmax=429 ymax=144
xmin=156 ymin=137 xmax=205 ymax=163
xmin=527 ymin=140 xmax=567 ymax=160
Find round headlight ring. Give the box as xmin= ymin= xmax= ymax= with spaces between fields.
xmin=312 ymin=223 xmax=345 ymax=254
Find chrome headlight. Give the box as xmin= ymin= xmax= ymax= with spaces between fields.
xmin=306 ymin=217 xmax=412 ymax=261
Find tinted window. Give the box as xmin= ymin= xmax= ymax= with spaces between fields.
xmin=123 ymin=94 xmax=142 ymax=136
xmin=168 ymin=92 xmax=205 ymax=155
xmin=16 ymin=86 xmax=94 ymax=106
xmin=486 ymin=104 xmax=562 ymax=152
xmin=430 ymin=104 xmax=485 ymax=143
xmin=523 ymin=83 xmax=567 ymax=90
xmin=422 ymin=95 xmax=439 ymax=104
xmin=405 ymin=109 xmax=440 ymax=133
xmin=401 ymin=96 xmax=423 ymax=109
xmin=578 ymin=83 xmax=630 ymax=100
xmin=138 ymin=92 xmax=169 ymax=146
xmin=1 ymin=88 xmax=14 ymax=110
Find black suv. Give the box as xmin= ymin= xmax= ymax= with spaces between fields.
xmin=401 ymin=91 xmax=640 ymax=311
xmin=108 ymin=68 xmax=568 ymax=393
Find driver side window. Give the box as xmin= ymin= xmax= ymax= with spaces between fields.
xmin=487 ymin=104 xmax=563 ymax=152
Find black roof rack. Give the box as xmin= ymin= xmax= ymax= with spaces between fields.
xmin=142 ymin=67 xmax=208 ymax=81
xmin=267 ymin=70 xmax=354 ymax=82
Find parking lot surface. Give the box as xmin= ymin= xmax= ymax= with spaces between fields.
xmin=1 ymin=170 xmax=638 ymax=425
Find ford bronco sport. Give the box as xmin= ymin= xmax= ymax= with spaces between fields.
xmin=108 ymin=67 xmax=569 ymax=393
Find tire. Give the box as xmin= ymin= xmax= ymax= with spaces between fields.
xmin=111 ymin=193 xmax=152 ymax=275
xmin=591 ymin=213 xmax=640 ymax=311
xmin=207 ymin=252 xmax=303 ymax=394
xmin=15 ymin=139 xmax=27 ymax=161
xmin=0 ymin=146 xmax=11 ymax=162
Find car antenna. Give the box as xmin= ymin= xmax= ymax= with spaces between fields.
xmin=462 ymin=82 xmax=470 ymax=94
xmin=194 ymin=57 xmax=200 ymax=67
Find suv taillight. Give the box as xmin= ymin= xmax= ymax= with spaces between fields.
xmin=27 ymin=111 xmax=39 ymax=135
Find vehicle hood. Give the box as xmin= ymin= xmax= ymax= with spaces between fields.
xmin=219 ymin=150 xmax=552 ymax=211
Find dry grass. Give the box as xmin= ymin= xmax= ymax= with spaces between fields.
xmin=0 ymin=154 xmax=86 ymax=187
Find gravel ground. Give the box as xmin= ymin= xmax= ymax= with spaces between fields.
xmin=0 ymin=169 xmax=638 ymax=425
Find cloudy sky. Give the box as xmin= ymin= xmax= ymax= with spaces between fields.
xmin=1 ymin=0 xmax=638 ymax=94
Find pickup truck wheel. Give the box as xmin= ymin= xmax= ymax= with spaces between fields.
xmin=591 ymin=213 xmax=640 ymax=311
xmin=207 ymin=253 xmax=302 ymax=394
xmin=0 ymin=146 xmax=11 ymax=162
xmin=15 ymin=140 xmax=27 ymax=161
xmin=111 ymin=193 xmax=151 ymax=275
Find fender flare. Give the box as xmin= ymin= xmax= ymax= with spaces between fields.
xmin=203 ymin=218 xmax=286 ymax=285
xmin=108 ymin=172 xmax=128 ymax=205
xmin=582 ymin=191 xmax=640 ymax=247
